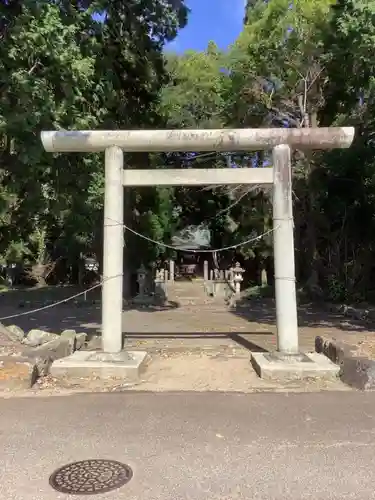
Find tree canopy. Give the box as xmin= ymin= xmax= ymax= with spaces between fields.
xmin=1 ymin=0 xmax=375 ymax=303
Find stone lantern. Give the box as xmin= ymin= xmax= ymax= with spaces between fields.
xmin=232 ymin=262 xmax=244 ymax=295
xmin=154 ymin=269 xmax=167 ymax=301
xmin=137 ymin=264 xmax=147 ymax=298
xmin=4 ymin=262 xmax=17 ymax=287
xmin=84 ymin=256 xmax=99 ymax=272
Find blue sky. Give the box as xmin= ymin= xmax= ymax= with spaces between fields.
xmin=166 ymin=0 xmax=246 ymax=53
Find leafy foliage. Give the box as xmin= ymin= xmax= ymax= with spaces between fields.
xmin=160 ymin=0 xmax=375 ymax=301
xmin=2 ymin=0 xmax=375 ymax=304
xmin=0 ymin=0 xmax=187 ymax=288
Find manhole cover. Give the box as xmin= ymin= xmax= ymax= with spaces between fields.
xmin=49 ymin=459 xmax=133 ymax=495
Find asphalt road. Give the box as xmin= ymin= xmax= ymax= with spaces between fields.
xmin=1 ymin=391 xmax=375 ymax=500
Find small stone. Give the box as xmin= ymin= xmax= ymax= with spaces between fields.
xmin=23 ymin=329 xmax=59 ymax=347
xmin=86 ymin=335 xmax=101 ymax=351
xmin=75 ymin=333 xmax=87 ymax=350
xmin=346 ymin=306 xmax=366 ymax=320
xmin=6 ymin=325 xmax=25 ymax=342
xmin=61 ymin=329 xmax=77 ymax=351
xmin=61 ymin=330 xmax=76 ymax=338
xmin=21 ymin=352 xmax=52 ymax=377
xmin=0 ymin=322 xmax=21 ymax=346
xmin=0 ymin=356 xmax=38 ymax=389
xmin=61 ymin=329 xmax=76 ymax=339
xmin=22 ymin=337 xmax=75 ymax=374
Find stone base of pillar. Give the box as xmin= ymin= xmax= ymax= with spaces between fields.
xmin=50 ymin=350 xmax=148 ymax=381
xmin=250 ymin=351 xmax=339 ymax=381
xmin=264 ymin=352 xmax=312 ymax=363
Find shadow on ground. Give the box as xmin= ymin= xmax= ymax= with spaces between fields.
xmin=120 ymin=332 xmax=270 ymax=352
xmin=231 ymin=297 xmax=375 ymax=333
xmin=0 ymin=286 xmax=274 ymax=352
xmin=1 ymin=286 xmax=374 ymax=355
xmin=0 ymin=286 xmax=179 ymax=335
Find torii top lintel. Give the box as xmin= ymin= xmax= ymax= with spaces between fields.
xmin=41 ymin=127 xmax=355 ymax=153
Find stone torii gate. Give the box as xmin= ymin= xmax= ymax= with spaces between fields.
xmin=41 ymin=127 xmax=354 ymax=379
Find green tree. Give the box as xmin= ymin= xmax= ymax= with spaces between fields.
xmin=0 ymin=0 xmax=104 ymax=284
xmin=0 ymin=0 xmax=188 ymax=289
xmin=161 ymin=42 xmax=226 ymax=128
xmin=314 ymin=0 xmax=375 ymax=301
xmin=92 ymin=0 xmax=188 ymax=293
xmin=225 ymin=0 xmax=337 ymax=292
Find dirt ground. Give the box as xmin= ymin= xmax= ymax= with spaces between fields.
xmin=0 ymin=285 xmax=373 ymax=397
xmin=135 ymin=350 xmax=348 ymax=393
xmin=0 ymin=351 xmax=349 ymax=398
xmin=1 ymin=286 xmax=374 ymax=350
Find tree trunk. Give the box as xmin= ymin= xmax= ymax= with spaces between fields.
xmin=302 ymin=112 xmax=323 ymax=297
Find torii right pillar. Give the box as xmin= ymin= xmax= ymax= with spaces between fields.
xmin=272 ymin=144 xmax=299 ymax=355
xmin=251 ymin=143 xmax=341 ymax=381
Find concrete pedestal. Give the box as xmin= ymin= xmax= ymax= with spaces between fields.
xmin=251 ymin=351 xmax=339 ymax=381
xmin=50 ymin=350 xmax=148 ymax=381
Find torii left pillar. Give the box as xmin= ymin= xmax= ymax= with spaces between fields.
xmin=102 ymin=146 xmax=124 ymax=353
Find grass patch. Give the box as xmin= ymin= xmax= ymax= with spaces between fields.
xmin=242 ymin=285 xmax=274 ymax=299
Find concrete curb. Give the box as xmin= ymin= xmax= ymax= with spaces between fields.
xmin=315 ymin=336 xmax=375 ymax=390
